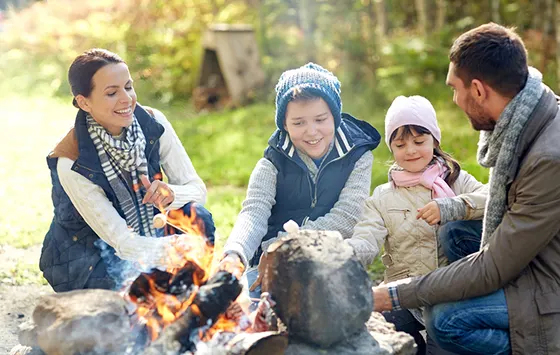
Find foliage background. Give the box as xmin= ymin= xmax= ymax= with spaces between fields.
xmin=0 ymin=0 xmax=559 ymax=282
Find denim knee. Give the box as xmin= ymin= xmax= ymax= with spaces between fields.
xmin=438 ymin=220 xmax=482 ymax=262
xmin=181 ymin=202 xmax=216 ymax=244
xmin=424 ymin=304 xmax=458 ymax=349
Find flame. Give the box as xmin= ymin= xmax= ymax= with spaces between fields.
xmin=127 ymin=206 xmax=249 ymax=343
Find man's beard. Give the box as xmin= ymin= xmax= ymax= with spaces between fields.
xmin=465 ymin=95 xmax=495 ymax=131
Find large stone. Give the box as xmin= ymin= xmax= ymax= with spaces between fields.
xmin=32 ymin=289 xmax=133 ymax=355
xmin=263 ymin=230 xmax=374 ymax=348
xmin=285 ymin=312 xmax=416 ymax=355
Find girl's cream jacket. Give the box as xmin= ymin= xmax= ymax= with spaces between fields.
xmin=347 ymin=170 xmax=487 ymax=282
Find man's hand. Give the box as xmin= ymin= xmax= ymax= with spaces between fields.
xmin=141 ymin=175 xmax=175 ymax=209
xmin=372 ymin=286 xmax=393 ymax=312
xmin=249 ymin=252 xmax=272 ymax=292
xmin=416 ymin=201 xmax=441 ymax=225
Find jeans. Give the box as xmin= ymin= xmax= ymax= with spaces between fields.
xmin=429 ymin=220 xmax=510 ymax=354
xmin=438 ymin=220 xmax=482 ymax=262
xmin=383 ymin=309 xmax=458 ymax=355
xmin=424 ymin=289 xmax=510 ymax=355
xmin=158 ymin=202 xmax=216 ymax=244
xmin=243 ymin=266 xmax=261 ymax=311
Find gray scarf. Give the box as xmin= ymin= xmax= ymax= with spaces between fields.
xmin=477 ymin=67 xmax=544 ymax=247
xmin=87 ymin=114 xmax=155 ymax=238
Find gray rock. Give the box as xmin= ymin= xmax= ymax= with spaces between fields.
xmin=285 ymin=312 xmax=416 ymax=355
xmin=32 ymin=289 xmax=133 ymax=354
xmin=9 ymin=344 xmax=45 ymax=355
xmin=263 ymin=230 xmax=374 ymax=348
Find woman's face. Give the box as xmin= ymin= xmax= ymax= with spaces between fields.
xmin=77 ymin=63 xmax=137 ymax=136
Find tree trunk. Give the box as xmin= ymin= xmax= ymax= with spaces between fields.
xmin=297 ymin=0 xmax=316 ymax=63
xmin=556 ymin=0 xmax=560 ymax=91
xmin=374 ymin=0 xmax=387 ymax=42
xmin=542 ymin=0 xmax=554 ymax=72
xmin=435 ymin=0 xmax=446 ymax=32
xmin=415 ymin=0 xmax=428 ymax=36
xmin=491 ymin=0 xmax=500 ymax=23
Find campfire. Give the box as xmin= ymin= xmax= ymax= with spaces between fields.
xmin=13 ymin=211 xmax=417 ymax=355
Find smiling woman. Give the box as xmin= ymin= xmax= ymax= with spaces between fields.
xmin=39 ymin=49 xmax=216 ymax=292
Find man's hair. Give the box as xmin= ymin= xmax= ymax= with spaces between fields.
xmin=449 ymin=23 xmax=528 ymax=98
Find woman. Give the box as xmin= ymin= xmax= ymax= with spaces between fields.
xmin=40 ymin=48 xmax=215 ymax=292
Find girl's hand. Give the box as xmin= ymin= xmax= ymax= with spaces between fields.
xmin=140 ymin=175 xmax=175 ymax=208
xmin=416 ymin=201 xmax=441 ymax=225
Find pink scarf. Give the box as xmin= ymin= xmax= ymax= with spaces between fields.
xmin=390 ymin=161 xmax=455 ymax=199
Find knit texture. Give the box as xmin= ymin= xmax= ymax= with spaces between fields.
xmin=223 ymin=152 xmax=373 ymax=267
xmin=384 ymin=95 xmax=442 ymax=148
xmin=87 ymin=114 xmax=155 ymax=238
xmin=275 ymin=62 xmax=342 ymax=131
xmin=477 ymin=67 xmax=545 ymax=247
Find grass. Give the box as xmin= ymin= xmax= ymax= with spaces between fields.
xmin=0 ymin=83 xmax=488 ymax=283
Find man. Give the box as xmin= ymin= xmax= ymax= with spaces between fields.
xmin=373 ymin=23 xmax=560 ymax=355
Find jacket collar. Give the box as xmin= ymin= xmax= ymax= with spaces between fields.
xmin=74 ymin=104 xmax=164 ymax=172
xmin=507 ymin=86 xmax=559 ymax=182
xmin=268 ymin=112 xmax=380 ymax=162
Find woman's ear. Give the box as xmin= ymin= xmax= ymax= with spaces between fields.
xmin=75 ymin=95 xmax=91 ymax=113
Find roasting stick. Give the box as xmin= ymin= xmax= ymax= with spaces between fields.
xmin=152 ymin=212 xmax=189 ymax=235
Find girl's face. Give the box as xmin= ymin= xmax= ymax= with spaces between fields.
xmin=284 ymin=98 xmax=335 ymax=159
xmin=76 ymin=63 xmax=137 ymax=136
xmin=390 ymin=127 xmax=435 ymax=173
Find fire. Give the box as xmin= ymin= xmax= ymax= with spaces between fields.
xmin=125 ymin=205 xmax=247 ymax=345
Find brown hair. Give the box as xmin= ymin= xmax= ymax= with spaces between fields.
xmin=68 ymin=48 xmax=125 ymax=108
xmin=390 ymin=125 xmax=461 ymax=186
xmin=449 ymin=23 xmax=528 ymax=98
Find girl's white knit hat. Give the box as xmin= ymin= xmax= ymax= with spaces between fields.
xmin=384 ymin=95 xmax=441 ymax=148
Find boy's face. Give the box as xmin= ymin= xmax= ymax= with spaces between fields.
xmin=284 ymin=98 xmax=335 ymax=160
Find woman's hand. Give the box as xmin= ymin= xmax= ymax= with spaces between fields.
xmin=141 ymin=175 xmax=175 ymax=209
xmin=416 ymin=201 xmax=441 ymax=225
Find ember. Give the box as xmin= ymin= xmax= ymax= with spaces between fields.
xmin=124 ymin=206 xmax=248 ymax=350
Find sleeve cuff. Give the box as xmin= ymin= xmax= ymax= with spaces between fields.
xmin=388 ymin=285 xmax=402 ymax=311
xmin=435 ymin=197 xmax=467 ymax=225
xmin=223 ymin=243 xmax=249 ymax=268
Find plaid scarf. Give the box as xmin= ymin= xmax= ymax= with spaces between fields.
xmin=87 ymin=114 xmax=155 ymax=237
xmin=477 ymin=67 xmax=544 ymax=247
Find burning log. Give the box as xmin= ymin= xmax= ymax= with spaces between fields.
xmin=143 ymin=270 xmax=243 ymax=354
xmin=263 ymin=230 xmax=374 ymax=348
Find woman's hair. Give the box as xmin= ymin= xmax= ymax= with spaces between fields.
xmin=68 ymin=48 xmax=125 ymax=108
xmin=389 ymin=124 xmax=461 ymax=186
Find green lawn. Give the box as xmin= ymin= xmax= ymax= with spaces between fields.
xmin=0 ymin=89 xmax=488 ymax=281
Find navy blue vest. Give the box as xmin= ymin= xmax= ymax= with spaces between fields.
xmin=250 ymin=113 xmax=381 ymax=265
xmin=40 ymin=105 xmax=164 ymax=292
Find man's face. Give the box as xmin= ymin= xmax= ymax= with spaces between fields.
xmin=446 ymin=63 xmax=496 ymax=131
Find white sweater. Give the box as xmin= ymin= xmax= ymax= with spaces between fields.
xmin=56 ymin=108 xmax=206 ymax=266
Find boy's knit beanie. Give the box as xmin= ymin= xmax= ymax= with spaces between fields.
xmin=275 ymin=62 xmax=342 ymax=131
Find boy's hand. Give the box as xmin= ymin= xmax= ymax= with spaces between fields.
xmin=416 ymin=201 xmax=441 ymax=225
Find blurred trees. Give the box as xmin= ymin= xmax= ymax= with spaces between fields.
xmin=0 ymin=0 xmax=558 ymax=103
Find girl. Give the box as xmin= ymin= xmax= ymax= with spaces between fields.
xmin=40 ymin=49 xmax=215 ymax=292
xmin=347 ymin=95 xmax=487 ymax=354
